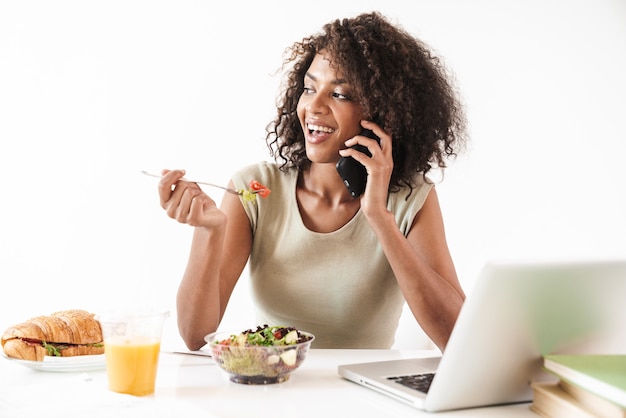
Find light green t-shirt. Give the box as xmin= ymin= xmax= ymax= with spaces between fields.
xmin=232 ymin=161 xmax=433 ymax=348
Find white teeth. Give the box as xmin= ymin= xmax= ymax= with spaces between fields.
xmin=307 ymin=124 xmax=334 ymax=133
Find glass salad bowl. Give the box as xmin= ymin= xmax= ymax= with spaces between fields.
xmin=205 ymin=325 xmax=314 ymax=385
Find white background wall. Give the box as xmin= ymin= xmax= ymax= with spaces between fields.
xmin=1 ymin=0 xmax=625 ymax=350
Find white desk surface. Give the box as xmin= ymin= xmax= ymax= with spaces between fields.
xmin=0 ymin=349 xmax=536 ymax=417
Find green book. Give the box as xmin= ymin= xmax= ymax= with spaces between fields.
xmin=544 ymin=354 xmax=626 ymax=408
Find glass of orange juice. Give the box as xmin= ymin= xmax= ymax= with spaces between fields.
xmin=98 ymin=310 xmax=168 ymax=396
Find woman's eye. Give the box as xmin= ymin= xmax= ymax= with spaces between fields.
xmin=302 ymin=86 xmax=314 ymax=94
xmin=333 ymin=92 xmax=351 ymax=101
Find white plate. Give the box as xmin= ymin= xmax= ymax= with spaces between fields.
xmin=1 ymin=351 xmax=106 ymax=372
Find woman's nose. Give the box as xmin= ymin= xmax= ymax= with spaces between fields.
xmin=305 ymin=93 xmax=329 ymax=114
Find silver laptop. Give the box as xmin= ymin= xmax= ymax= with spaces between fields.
xmin=338 ymin=260 xmax=626 ymax=412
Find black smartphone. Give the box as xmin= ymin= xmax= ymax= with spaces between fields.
xmin=336 ymin=128 xmax=380 ymax=197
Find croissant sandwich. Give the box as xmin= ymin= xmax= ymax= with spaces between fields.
xmin=1 ymin=309 xmax=104 ymax=361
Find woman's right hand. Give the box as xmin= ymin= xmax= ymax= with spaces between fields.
xmin=158 ymin=169 xmax=226 ymax=228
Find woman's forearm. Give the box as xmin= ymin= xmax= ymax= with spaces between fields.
xmin=176 ymin=225 xmax=226 ymax=350
xmin=367 ymin=206 xmax=465 ymax=352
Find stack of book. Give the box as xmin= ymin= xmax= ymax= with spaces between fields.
xmin=530 ymin=354 xmax=626 ymax=417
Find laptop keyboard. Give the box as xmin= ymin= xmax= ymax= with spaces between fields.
xmin=387 ymin=372 xmax=435 ymax=393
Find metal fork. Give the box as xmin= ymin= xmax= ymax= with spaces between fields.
xmin=140 ymin=171 xmax=258 ymax=196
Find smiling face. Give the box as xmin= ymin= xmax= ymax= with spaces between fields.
xmin=297 ymin=53 xmax=365 ymax=165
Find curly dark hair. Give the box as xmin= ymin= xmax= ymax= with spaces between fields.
xmin=266 ymin=11 xmax=468 ymax=193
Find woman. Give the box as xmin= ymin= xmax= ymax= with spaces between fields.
xmin=158 ymin=11 xmax=467 ymax=351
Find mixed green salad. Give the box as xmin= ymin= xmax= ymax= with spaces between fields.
xmin=216 ymin=325 xmax=312 ymax=347
xmin=211 ymin=325 xmax=314 ymax=381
